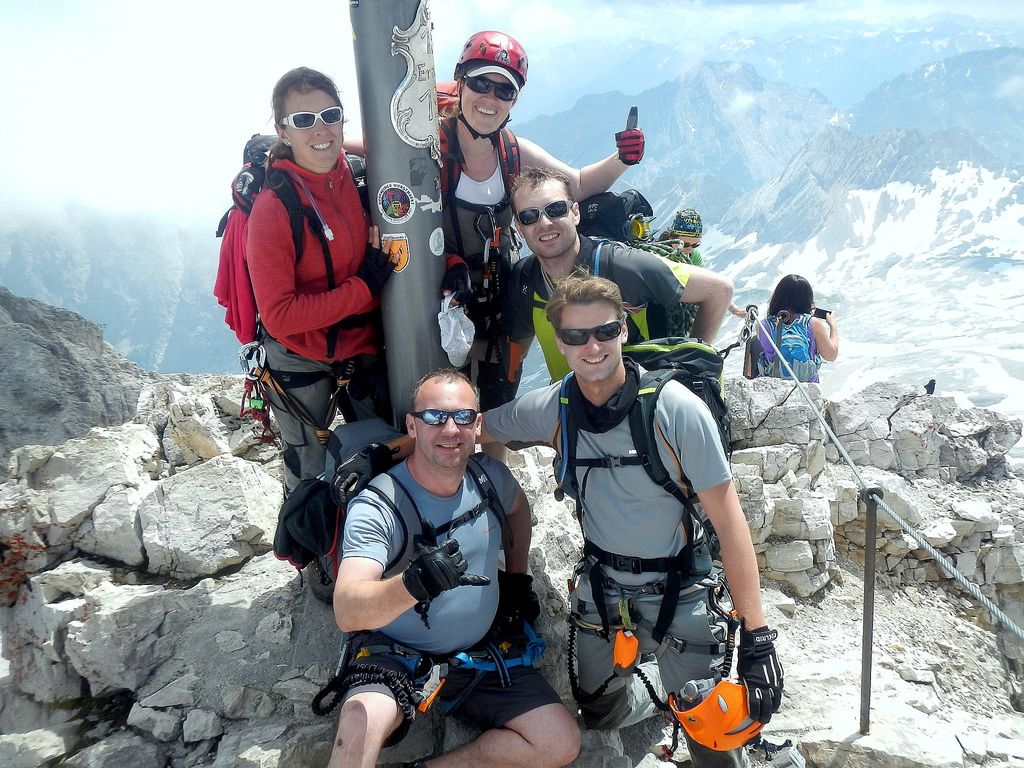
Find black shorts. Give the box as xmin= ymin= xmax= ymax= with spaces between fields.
xmin=343 ymin=644 xmax=560 ymax=736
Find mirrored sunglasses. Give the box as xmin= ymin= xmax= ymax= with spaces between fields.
xmin=516 ymin=200 xmax=571 ymax=227
xmin=282 ymin=106 xmax=344 ymax=129
xmin=412 ymin=408 xmax=479 ymax=426
xmin=464 ymin=75 xmax=518 ymax=102
xmin=557 ymin=320 xmax=624 ymax=347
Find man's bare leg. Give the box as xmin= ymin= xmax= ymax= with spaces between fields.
xmin=425 ymin=703 xmax=580 ymax=768
xmin=326 ymin=691 xmax=402 ymax=768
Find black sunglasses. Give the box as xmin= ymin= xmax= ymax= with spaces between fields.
xmin=516 ymin=200 xmax=571 ymax=227
xmin=557 ymin=320 xmax=624 ymax=347
xmin=412 ymin=408 xmax=479 ymax=426
xmin=464 ymin=75 xmax=518 ymax=102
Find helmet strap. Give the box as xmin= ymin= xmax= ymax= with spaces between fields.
xmin=456 ymin=111 xmax=505 ymax=149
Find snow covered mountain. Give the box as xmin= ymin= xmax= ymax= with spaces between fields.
xmin=710 ymin=162 xmax=1024 ymax=461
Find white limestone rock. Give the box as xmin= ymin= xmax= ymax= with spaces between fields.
xmin=64 ymin=582 xmax=204 ymax=695
xmin=0 ymin=727 xmax=71 ymax=768
xmin=76 ymin=484 xmax=149 ymax=565
xmin=183 ymin=709 xmax=224 ymax=743
xmin=164 ymin=390 xmax=235 ymax=465
xmin=983 ymin=544 xmax=1024 ymax=585
xmin=139 ymin=454 xmax=281 ymax=578
xmin=62 ymin=730 xmax=164 ymax=768
xmin=29 ymin=558 xmax=111 ymax=603
xmin=127 ymin=702 xmax=182 ymax=741
xmin=953 ymin=499 xmax=1001 ymax=533
xmin=4 ymin=643 xmax=83 ymax=703
xmin=29 ymin=423 xmax=160 ymax=547
xmin=139 ymin=672 xmax=199 ymax=708
xmin=211 ymin=721 xmax=331 ymax=768
xmin=771 ymin=491 xmax=833 ymax=540
xmin=766 ymin=541 xmax=814 ymax=573
xmin=0 ymin=483 xmax=61 ymax=603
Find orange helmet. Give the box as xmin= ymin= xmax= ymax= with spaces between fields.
xmin=669 ymin=681 xmax=763 ymax=752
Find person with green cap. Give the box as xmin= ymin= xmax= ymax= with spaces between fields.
xmin=659 ymin=208 xmax=746 ymax=319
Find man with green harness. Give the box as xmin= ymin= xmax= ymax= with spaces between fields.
xmin=323 ymin=369 xmax=579 ymax=768
xmin=503 ymin=168 xmax=735 ymax=386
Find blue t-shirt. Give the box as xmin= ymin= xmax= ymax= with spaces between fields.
xmin=341 ymin=456 xmax=518 ymax=654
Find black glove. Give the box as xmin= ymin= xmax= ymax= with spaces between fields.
xmin=357 ymin=242 xmax=396 ymax=297
xmin=231 ymin=162 xmax=265 ymax=214
xmin=403 ymin=539 xmax=490 ymax=603
xmin=614 ymin=127 xmax=645 ymax=166
xmin=441 ymin=262 xmax=474 ymax=306
xmin=329 ymin=443 xmax=394 ymax=506
xmin=494 ymin=571 xmax=540 ymax=636
xmin=737 ymin=625 xmax=784 ymax=725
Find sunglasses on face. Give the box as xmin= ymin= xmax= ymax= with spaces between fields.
xmin=282 ymin=106 xmax=343 ymax=129
xmin=516 ymin=200 xmax=571 ymax=227
xmin=412 ymin=408 xmax=479 ymax=426
xmin=680 ymin=241 xmax=701 ymax=250
xmin=464 ymin=75 xmax=518 ymax=102
xmin=557 ymin=320 xmax=624 ymax=346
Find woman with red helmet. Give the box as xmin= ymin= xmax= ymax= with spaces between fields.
xmin=438 ymin=30 xmax=645 ymax=428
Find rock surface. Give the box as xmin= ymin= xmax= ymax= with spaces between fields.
xmin=0 ymin=287 xmax=152 ymax=478
xmin=0 ymin=374 xmax=1022 ymax=768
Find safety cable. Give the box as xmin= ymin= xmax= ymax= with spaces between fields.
xmin=741 ymin=307 xmax=1024 ymax=644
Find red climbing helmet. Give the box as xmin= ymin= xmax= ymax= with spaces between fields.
xmin=454 ymin=30 xmax=529 ymax=88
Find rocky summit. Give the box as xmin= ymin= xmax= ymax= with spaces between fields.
xmin=0 ymin=375 xmax=1022 ymax=768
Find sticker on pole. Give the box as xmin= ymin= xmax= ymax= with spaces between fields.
xmin=390 ymin=0 xmax=441 ymax=165
xmin=383 ymin=234 xmax=411 ymax=273
xmin=378 ymin=182 xmax=416 ymax=224
xmin=429 ymin=227 xmax=444 ymax=256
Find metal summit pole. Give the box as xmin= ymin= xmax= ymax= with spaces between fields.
xmin=350 ymin=0 xmax=445 ymax=427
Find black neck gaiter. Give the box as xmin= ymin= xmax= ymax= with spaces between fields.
xmin=568 ymin=360 xmax=640 ymax=434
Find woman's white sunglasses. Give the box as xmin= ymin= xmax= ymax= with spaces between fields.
xmin=282 ymin=106 xmax=343 ymax=129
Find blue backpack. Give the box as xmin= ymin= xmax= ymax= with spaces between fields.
xmin=757 ymin=313 xmax=821 ymax=382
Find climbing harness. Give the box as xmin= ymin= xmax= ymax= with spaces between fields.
xmin=311 ymin=623 xmax=546 ymax=743
xmin=236 ymin=338 xmax=368 ymax=447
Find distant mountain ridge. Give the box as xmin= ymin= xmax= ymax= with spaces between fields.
xmin=718 ymin=124 xmax=1000 ymax=244
xmin=847 ymin=47 xmax=1024 ymax=166
xmin=516 ymin=61 xmax=835 ymax=223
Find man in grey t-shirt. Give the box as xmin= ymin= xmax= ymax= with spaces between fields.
xmin=327 ymin=369 xmax=578 ymax=768
xmin=482 ymin=275 xmax=783 ymax=767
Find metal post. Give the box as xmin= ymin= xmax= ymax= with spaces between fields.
xmin=350 ymin=0 xmax=446 ymax=427
xmin=859 ymin=486 xmax=883 ymax=735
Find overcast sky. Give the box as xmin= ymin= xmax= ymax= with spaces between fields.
xmin=0 ymin=0 xmax=1019 ymax=223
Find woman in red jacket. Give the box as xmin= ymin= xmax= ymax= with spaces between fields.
xmin=248 ymin=67 xmax=395 ymax=494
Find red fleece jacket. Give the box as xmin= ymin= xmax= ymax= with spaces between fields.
xmin=247 ymin=154 xmax=377 ymax=362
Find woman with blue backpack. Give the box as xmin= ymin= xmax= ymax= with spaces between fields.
xmin=757 ymin=274 xmax=839 ymax=382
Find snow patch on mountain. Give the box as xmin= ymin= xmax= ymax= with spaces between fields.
xmin=716 ymin=163 xmax=1024 ymax=460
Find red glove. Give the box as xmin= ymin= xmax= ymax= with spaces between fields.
xmin=615 ymin=128 xmax=644 ymax=166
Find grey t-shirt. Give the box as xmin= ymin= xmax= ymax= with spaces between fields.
xmin=341 ymin=455 xmax=519 ymax=654
xmin=485 ymin=377 xmax=730 ymax=585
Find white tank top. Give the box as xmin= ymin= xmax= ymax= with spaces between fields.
xmin=454 ymin=163 xmax=504 ymax=205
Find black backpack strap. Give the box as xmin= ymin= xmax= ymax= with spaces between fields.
xmin=344 ymin=153 xmax=369 ymax=213
xmin=466 ymin=455 xmax=512 ymax=546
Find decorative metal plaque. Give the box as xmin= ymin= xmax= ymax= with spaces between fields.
xmin=390 ymin=0 xmax=441 ymax=165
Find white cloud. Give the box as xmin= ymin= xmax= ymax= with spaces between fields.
xmin=0 ymin=0 xmax=1021 ymax=220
